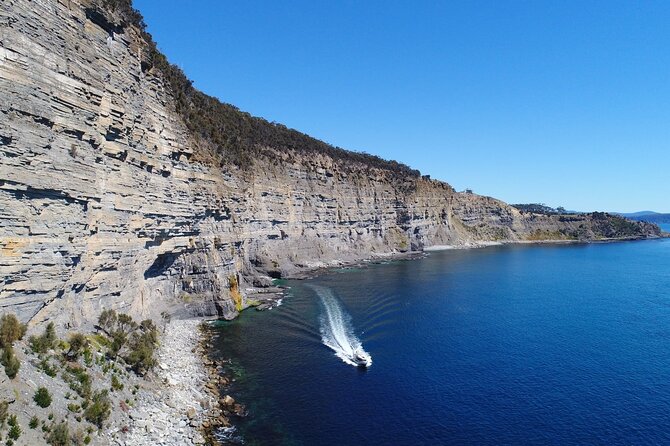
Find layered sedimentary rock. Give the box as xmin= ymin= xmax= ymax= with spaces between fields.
xmin=0 ymin=0 xmax=659 ymax=326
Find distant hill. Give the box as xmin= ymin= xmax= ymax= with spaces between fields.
xmin=616 ymin=211 xmax=670 ymax=224
xmin=511 ymin=206 xmax=670 ymax=225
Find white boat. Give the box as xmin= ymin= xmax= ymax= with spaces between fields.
xmin=352 ymin=348 xmax=372 ymax=367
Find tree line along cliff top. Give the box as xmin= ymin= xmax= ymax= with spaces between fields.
xmin=96 ymin=0 xmax=421 ymax=178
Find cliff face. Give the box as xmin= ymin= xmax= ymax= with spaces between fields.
xmin=0 ymin=0 xmax=660 ymax=326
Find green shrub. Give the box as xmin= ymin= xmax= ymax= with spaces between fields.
xmin=71 ymin=377 xmax=91 ymax=400
xmin=117 ymin=314 xmax=137 ymax=333
xmin=29 ymin=322 xmax=58 ymax=354
xmin=29 ymin=416 xmax=39 ymax=429
xmin=83 ymin=349 xmax=93 ymax=367
xmin=46 ymin=421 xmax=70 ymax=446
xmin=39 ymin=358 xmax=58 ymax=377
xmin=45 ymin=322 xmax=57 ymax=346
xmin=109 ymin=331 xmax=127 ymax=358
xmin=91 ymin=334 xmax=110 ymax=350
xmin=66 ymin=333 xmax=87 ymax=360
xmin=97 ymin=309 xmax=117 ymax=335
xmin=1 ymin=346 xmax=20 ymax=379
xmin=0 ymin=400 xmax=8 ymax=426
xmin=34 ymin=386 xmax=52 ymax=408
xmin=63 ymin=365 xmax=91 ymax=399
xmin=97 ymin=311 xmax=159 ymax=374
xmin=110 ymin=374 xmax=123 ymax=391
xmin=124 ymin=320 xmax=158 ymax=375
xmin=83 ymin=390 xmax=110 ymax=428
xmin=71 ymin=429 xmax=85 ymax=446
xmin=29 ymin=335 xmax=47 ymax=354
xmin=0 ymin=314 xmax=26 ymax=348
xmin=8 ymin=416 xmax=20 ymax=440
xmin=67 ymin=403 xmax=80 ymax=413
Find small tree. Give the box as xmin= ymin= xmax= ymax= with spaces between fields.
xmin=45 ymin=322 xmax=57 ymax=346
xmin=139 ymin=319 xmax=157 ymax=336
xmin=98 ymin=310 xmax=139 ymax=358
xmin=0 ymin=400 xmax=8 ymax=427
xmin=64 ymin=365 xmax=91 ymax=399
xmin=0 ymin=314 xmax=26 ymax=348
xmin=97 ymin=309 xmax=117 ymax=335
xmin=34 ymin=386 xmax=52 ymax=408
xmin=117 ymin=314 xmax=137 ymax=333
xmin=83 ymin=390 xmax=110 ymax=428
xmin=8 ymin=414 xmax=21 ymax=440
xmin=30 ymin=322 xmax=58 ymax=354
xmin=110 ymin=374 xmax=123 ymax=391
xmin=1 ymin=346 xmax=20 ymax=379
xmin=125 ymin=319 xmax=159 ymax=375
xmin=29 ymin=334 xmax=47 ymax=354
xmin=125 ymin=333 xmax=157 ymax=375
xmin=66 ymin=333 xmax=88 ymax=360
xmin=109 ymin=331 xmax=127 ymax=358
xmin=46 ymin=421 xmax=70 ymax=446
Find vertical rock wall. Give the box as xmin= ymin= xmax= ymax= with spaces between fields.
xmin=0 ymin=0 xmax=463 ymax=326
xmin=0 ymin=0 xmax=659 ymax=327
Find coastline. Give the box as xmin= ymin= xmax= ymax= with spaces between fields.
xmin=119 ymin=319 xmax=233 ymax=446
xmin=120 ymin=319 xmax=212 ymax=445
xmin=284 ymin=234 xmax=662 ymax=281
xmin=189 ymin=235 xmax=670 ymax=445
xmin=135 ymin=233 xmax=665 ymax=445
xmin=119 ymin=319 xmax=246 ymax=446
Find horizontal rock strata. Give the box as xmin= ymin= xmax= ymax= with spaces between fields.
xmin=0 ymin=0 xmax=660 ymax=326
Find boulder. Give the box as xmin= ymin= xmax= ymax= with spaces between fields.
xmin=186 ymin=406 xmax=197 ymax=419
xmin=221 ymin=395 xmax=235 ymax=407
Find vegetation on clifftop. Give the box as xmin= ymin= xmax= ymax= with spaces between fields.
xmin=588 ymin=212 xmax=658 ymax=239
xmin=512 ymin=203 xmax=568 ymax=215
xmin=96 ymin=0 xmax=420 ymax=178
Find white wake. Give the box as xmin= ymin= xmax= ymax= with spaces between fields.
xmin=310 ymin=285 xmax=372 ymax=367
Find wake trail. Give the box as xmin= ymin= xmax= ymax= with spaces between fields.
xmin=308 ymin=284 xmax=372 ymax=367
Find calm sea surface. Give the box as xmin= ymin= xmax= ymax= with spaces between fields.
xmin=211 ymin=234 xmax=670 ymax=445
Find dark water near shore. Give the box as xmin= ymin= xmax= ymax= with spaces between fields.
xmin=211 ymin=236 xmax=670 ymax=445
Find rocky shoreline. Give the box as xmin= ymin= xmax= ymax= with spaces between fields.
xmin=119 ymin=319 xmax=212 ymax=445
xmin=118 ymin=234 xmax=668 ymax=445
xmin=118 ymin=319 xmax=247 ymax=446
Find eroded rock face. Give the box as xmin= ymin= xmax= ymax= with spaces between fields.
xmin=451 ymin=192 xmax=661 ymax=242
xmin=0 ymin=0 xmax=659 ymax=327
xmin=1 ymin=0 xmax=240 ymax=324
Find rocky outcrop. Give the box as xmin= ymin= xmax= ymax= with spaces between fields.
xmin=121 ymin=319 xmax=213 ymax=446
xmin=0 ymin=0 xmax=660 ymax=327
xmin=451 ymin=192 xmax=660 ymax=242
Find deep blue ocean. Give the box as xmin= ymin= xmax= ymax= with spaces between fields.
xmin=212 ymin=232 xmax=670 ymax=445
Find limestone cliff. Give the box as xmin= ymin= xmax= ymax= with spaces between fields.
xmin=0 ymin=0 xmax=660 ymax=327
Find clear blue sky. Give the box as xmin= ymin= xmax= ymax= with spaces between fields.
xmin=134 ymin=0 xmax=670 ymax=213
